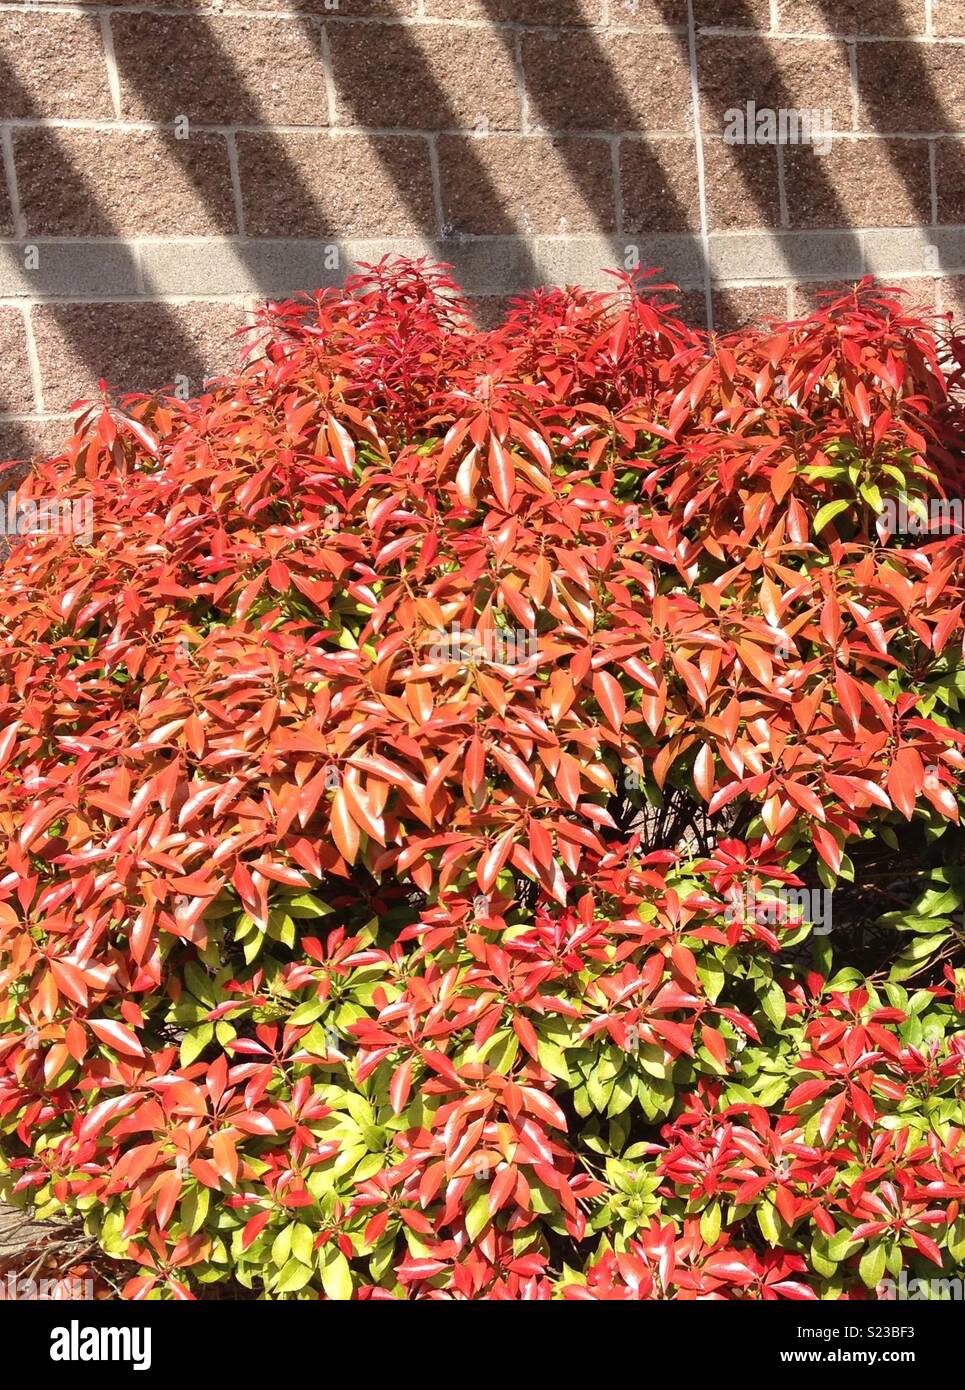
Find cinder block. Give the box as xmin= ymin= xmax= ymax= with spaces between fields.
xmin=708 ymin=229 xmax=863 ymax=280
xmin=238 ymin=132 xmax=436 ymax=238
xmin=929 ymin=228 xmax=965 ymax=274
xmin=697 ymin=35 xmax=854 ymax=134
xmin=0 ymin=309 xmax=35 ymax=415
xmin=621 ymin=139 xmax=701 ymax=234
xmin=857 ymin=42 xmax=965 ymax=133
xmin=439 ymin=134 xmax=616 ymax=236
xmin=776 ymin=0 xmax=925 ymax=35
xmin=712 ymin=282 xmax=789 ymax=331
xmin=112 ymin=14 xmax=328 ymax=125
xmin=32 ymin=300 xmax=248 ymax=412
xmin=0 ymin=12 xmax=113 ymax=120
xmin=328 ymin=22 xmax=521 ymax=131
xmin=141 ymin=240 xmax=349 ymax=297
xmin=861 ymin=227 xmax=943 ymax=278
xmin=936 ymin=139 xmax=965 ymax=225
xmin=784 ymin=137 xmax=931 ymax=229
xmin=537 ymin=233 xmax=704 ymax=288
xmin=430 ymin=238 xmax=543 ymax=294
xmin=521 ymin=31 xmax=691 ymax=132
xmin=14 ymin=129 xmax=236 ymax=238
xmin=701 ymin=137 xmax=781 ymax=231
xmin=0 ymin=243 xmax=142 ymax=298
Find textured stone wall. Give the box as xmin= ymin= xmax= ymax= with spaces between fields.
xmin=2 ymin=0 xmax=965 ymax=458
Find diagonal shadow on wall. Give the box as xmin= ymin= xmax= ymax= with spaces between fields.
xmin=320 ymin=7 xmax=544 ymax=294
xmin=658 ymin=0 xmax=866 ymax=289
xmin=639 ymin=0 xmax=873 ymax=309
xmin=812 ymin=0 xmax=954 ymax=287
xmin=476 ymin=0 xmax=869 ymax=324
xmin=7 ymin=0 xmax=928 ymax=434
xmin=100 ymin=9 xmax=344 ymax=299
xmin=0 ymin=47 xmax=212 ymax=443
xmin=477 ymin=0 xmax=700 ymax=255
xmin=105 ymin=6 xmax=543 ymax=303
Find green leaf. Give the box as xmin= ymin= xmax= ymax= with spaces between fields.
xmin=536 ymin=1037 xmax=571 ymax=1082
xmin=756 ymin=1199 xmax=780 ymax=1246
xmin=320 ymin=1248 xmax=353 ymax=1301
xmin=180 ymin=1023 xmax=212 ymax=1067
xmin=289 ymin=998 xmax=326 ymax=1026
xmin=810 ymin=1235 xmax=837 ymax=1279
xmin=271 ymin=1224 xmax=293 ymax=1269
xmin=184 ymin=961 xmax=216 ymax=1005
xmin=700 ymin=1202 xmax=721 ymax=1245
xmin=275 ymin=1257 xmax=313 ymax=1293
xmin=489 ymin=1029 xmax=520 ymax=1074
xmin=606 ymin=1071 xmax=636 ymax=1116
xmin=353 ymin=1152 xmax=386 ymax=1183
xmin=243 ymin=929 xmax=265 ymax=964
xmin=291 ymin=1222 xmax=315 ymax=1266
xmin=287 ymin=893 xmax=334 ymax=919
xmin=828 ymin=1228 xmax=858 ymax=1262
xmin=465 ymin=1191 xmax=491 ymax=1242
xmin=586 ymin=1068 xmax=615 ymax=1112
xmin=813 ymin=499 xmax=851 ymax=534
xmin=859 ymin=1242 xmax=887 ymax=1290
xmin=181 ymin=1186 xmax=210 ymax=1236
xmin=697 ymin=959 xmax=725 ymax=1002
xmin=761 ymin=982 xmax=786 ymax=1030
xmin=637 ymin=1043 xmax=666 ymax=1080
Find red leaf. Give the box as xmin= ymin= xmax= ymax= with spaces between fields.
xmin=242 ymin=1209 xmax=273 ymax=1250
xmin=693 ymin=743 xmax=715 ymax=801
xmin=818 ymin=1090 xmax=847 ymax=1144
xmin=88 ymin=1018 xmax=144 ymax=1059
xmin=701 ymin=1023 xmax=728 ymax=1067
xmin=389 ymin=1058 xmax=413 ymax=1115
xmin=592 ymin=670 xmax=626 ymax=731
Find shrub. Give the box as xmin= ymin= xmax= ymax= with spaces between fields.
xmin=0 ymin=259 xmax=963 ymax=1300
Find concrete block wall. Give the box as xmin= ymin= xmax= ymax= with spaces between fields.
xmin=2 ymin=0 xmax=965 ymax=458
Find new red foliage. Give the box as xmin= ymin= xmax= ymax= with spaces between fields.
xmin=0 ymin=259 xmax=963 ymax=1299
